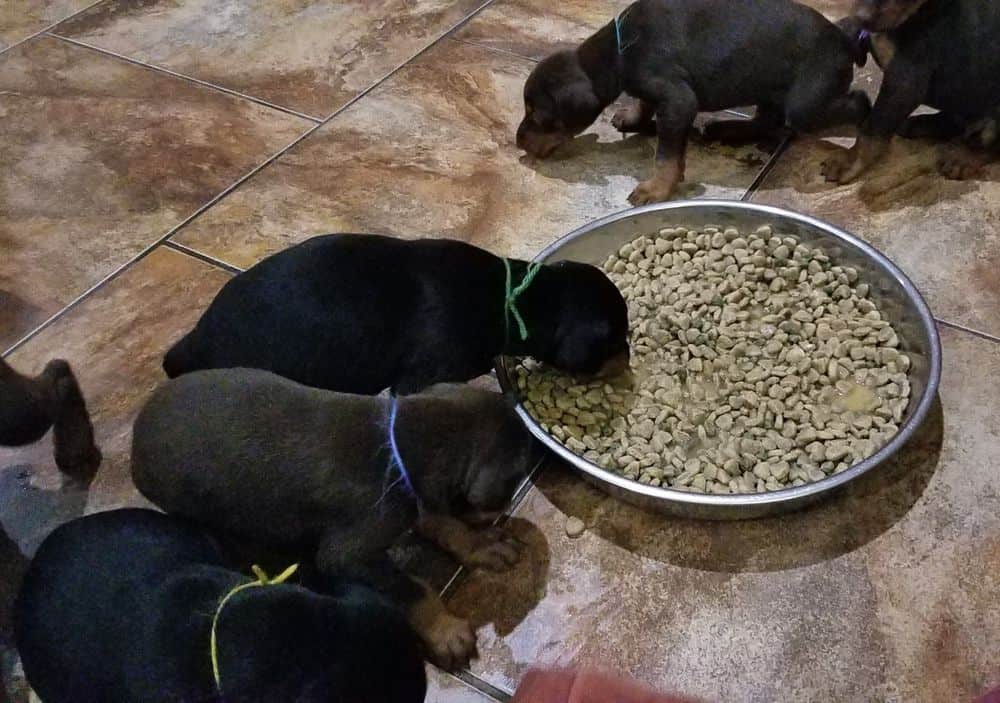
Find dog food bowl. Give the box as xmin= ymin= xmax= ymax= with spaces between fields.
xmin=496 ymin=201 xmax=941 ymax=519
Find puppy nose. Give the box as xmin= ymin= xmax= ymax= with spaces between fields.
xmin=596 ymin=349 xmax=630 ymax=379
xmin=515 ymin=122 xmax=527 ymax=150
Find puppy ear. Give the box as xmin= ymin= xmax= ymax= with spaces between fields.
xmin=553 ymin=82 xmax=602 ymax=126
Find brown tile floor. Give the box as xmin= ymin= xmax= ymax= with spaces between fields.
xmin=0 ymin=0 xmax=95 ymax=50
xmin=0 ymin=36 xmax=310 ymax=350
xmin=54 ymin=0 xmax=489 ymax=119
xmin=2 ymin=1 xmax=999 ymax=702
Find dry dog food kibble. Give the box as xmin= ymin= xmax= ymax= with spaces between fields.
xmin=515 ymin=225 xmax=913 ymax=494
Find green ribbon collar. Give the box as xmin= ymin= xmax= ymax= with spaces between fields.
xmin=502 ymin=258 xmax=543 ymax=343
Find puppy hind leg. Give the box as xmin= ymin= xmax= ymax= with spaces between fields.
xmin=703 ymin=104 xmax=783 ymax=145
xmin=937 ymin=143 xmax=994 ymax=180
xmin=900 ymin=112 xmax=963 ymax=140
xmin=785 ymin=69 xmax=870 ymax=133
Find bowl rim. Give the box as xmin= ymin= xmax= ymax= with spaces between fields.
xmin=497 ymin=199 xmax=943 ymax=512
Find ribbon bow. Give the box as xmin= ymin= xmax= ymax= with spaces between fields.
xmin=503 ymin=258 xmax=543 ymax=343
xmin=210 ymin=563 xmax=300 ymax=692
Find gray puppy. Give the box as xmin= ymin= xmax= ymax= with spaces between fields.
xmin=131 ymin=368 xmax=537 ymax=669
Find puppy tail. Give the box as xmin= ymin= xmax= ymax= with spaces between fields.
xmin=162 ymin=332 xmax=198 ymax=378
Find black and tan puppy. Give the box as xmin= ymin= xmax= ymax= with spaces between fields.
xmin=516 ymin=0 xmax=869 ymax=205
xmin=163 ymin=234 xmax=629 ymax=394
xmin=823 ymin=0 xmax=1000 ymax=183
xmin=0 ymin=357 xmax=101 ymax=480
xmin=131 ymin=369 xmax=538 ymax=669
xmin=15 ymin=509 xmax=426 ymax=703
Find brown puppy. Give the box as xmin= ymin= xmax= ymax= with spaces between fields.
xmin=823 ymin=0 xmax=1000 ymax=182
xmin=131 ymin=369 xmax=539 ymax=670
xmin=0 ymin=357 xmax=101 ymax=480
xmin=517 ymin=0 xmax=868 ymax=204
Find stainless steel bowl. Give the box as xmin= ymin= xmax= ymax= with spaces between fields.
xmin=497 ymin=201 xmax=942 ymax=519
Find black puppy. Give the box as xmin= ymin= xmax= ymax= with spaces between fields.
xmin=131 ymin=369 xmax=538 ymax=669
xmin=516 ymin=0 xmax=869 ymax=205
xmin=15 ymin=509 xmax=426 ymax=703
xmin=0 ymin=357 xmax=101 ymax=480
xmin=823 ymin=0 xmax=1000 ymax=183
xmin=163 ymin=234 xmax=629 ymax=394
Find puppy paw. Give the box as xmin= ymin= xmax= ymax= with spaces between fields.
xmin=820 ymin=149 xmax=863 ymax=184
xmin=937 ymin=148 xmax=987 ymax=180
xmin=425 ymin=614 xmax=477 ymax=670
xmin=612 ymin=106 xmax=643 ymax=133
xmin=466 ymin=528 xmax=523 ymax=572
xmin=628 ymin=178 xmax=676 ymax=206
xmin=54 ymin=445 xmax=102 ymax=480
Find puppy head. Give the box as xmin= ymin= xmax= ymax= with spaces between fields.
xmin=516 ymin=50 xmax=604 ymax=159
xmin=540 ymin=261 xmax=630 ymax=378
xmin=851 ymin=0 xmax=931 ymax=31
xmin=223 ymin=584 xmax=426 ymax=703
xmin=421 ymin=385 xmax=539 ymax=514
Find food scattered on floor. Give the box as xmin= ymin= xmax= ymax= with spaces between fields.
xmin=516 ymin=225 xmax=913 ymax=494
xmin=564 ymin=516 xmax=586 ymax=538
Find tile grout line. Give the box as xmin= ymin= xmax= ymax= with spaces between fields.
xmin=0 ymin=0 xmax=104 ymax=59
xmin=313 ymin=0 xmax=499 ymax=122
xmin=1 ymin=119 xmax=327 ymax=357
xmin=935 ymin=318 xmax=1000 ymax=344
xmin=447 ymin=36 xmax=540 ymax=63
xmin=741 ymin=130 xmax=793 ymax=201
xmin=4 ymin=0 xmax=504 ymax=357
xmin=161 ymin=241 xmax=245 ymax=275
xmin=47 ymin=34 xmax=324 ymax=123
xmin=447 ymin=669 xmax=513 ymax=701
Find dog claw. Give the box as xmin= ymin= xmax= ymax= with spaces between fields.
xmin=937 ymin=151 xmax=987 ymax=180
xmin=628 ymin=179 xmax=676 ymax=206
xmin=820 ymin=150 xmax=863 ymax=184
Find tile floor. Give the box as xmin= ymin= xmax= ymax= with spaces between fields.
xmin=1 ymin=1 xmax=998 ymax=702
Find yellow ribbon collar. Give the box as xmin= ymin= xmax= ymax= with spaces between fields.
xmin=209 ymin=563 xmax=300 ymax=694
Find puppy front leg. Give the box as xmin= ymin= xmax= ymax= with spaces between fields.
xmin=628 ymin=81 xmax=698 ymax=206
xmin=322 ymin=549 xmax=477 ymax=670
xmin=822 ymin=60 xmax=927 ymax=184
xmin=417 ymin=511 xmax=521 ymax=572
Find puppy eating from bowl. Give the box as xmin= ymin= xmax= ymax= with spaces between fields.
xmin=163 ymin=233 xmax=630 ymax=395
xmin=516 ymin=0 xmax=870 ymax=204
xmin=822 ymin=0 xmax=1000 ymax=183
xmin=131 ymin=369 xmax=539 ymax=669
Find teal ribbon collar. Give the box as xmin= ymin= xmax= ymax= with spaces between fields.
xmin=502 ymin=258 xmax=543 ymax=343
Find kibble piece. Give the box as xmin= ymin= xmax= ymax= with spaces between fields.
xmin=565 ymin=516 xmax=586 ymax=538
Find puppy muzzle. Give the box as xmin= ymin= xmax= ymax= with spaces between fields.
xmin=594 ymin=349 xmax=631 ymax=380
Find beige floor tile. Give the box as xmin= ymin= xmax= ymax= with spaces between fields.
xmin=454 ymin=0 xmax=629 ymax=61
xmin=0 ymin=36 xmax=309 ymax=349
xmin=173 ymin=39 xmax=770 ymax=270
xmin=0 ymin=0 xmax=94 ymax=50
xmin=446 ymin=326 xmax=999 ymax=703
xmin=56 ymin=0 xmax=487 ymax=118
